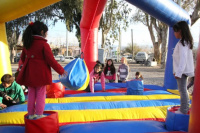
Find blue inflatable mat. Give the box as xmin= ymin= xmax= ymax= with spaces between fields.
xmin=0 ymin=99 xmax=182 ymax=113
xmin=65 ymin=83 xmax=119 ymax=90
xmin=66 ymin=92 xmax=124 ymax=97
xmin=0 ymin=121 xmax=168 ymax=133
xmin=60 ymin=120 xmax=168 ymax=133
xmin=96 ymin=82 xmax=127 ymax=88
xmin=0 ymin=126 xmax=25 ymax=133
xmin=94 ymin=83 xmax=166 ymax=91
xmin=66 ymin=90 xmax=171 ymax=97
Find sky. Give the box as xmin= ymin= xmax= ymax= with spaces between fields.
xmin=46 ymin=5 xmax=200 ymax=49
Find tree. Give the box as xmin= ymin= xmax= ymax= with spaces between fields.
xmin=132 ymin=0 xmax=200 ymax=68
xmin=6 ymin=0 xmax=83 ymax=63
xmin=99 ymin=0 xmax=132 ymax=48
xmin=123 ymin=43 xmax=142 ymax=56
xmin=132 ymin=11 xmax=168 ymax=64
xmin=178 ymin=0 xmax=200 ymax=25
xmin=6 ymin=18 xmax=30 ymax=63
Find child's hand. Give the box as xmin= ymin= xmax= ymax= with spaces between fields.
xmin=61 ymin=71 xmax=68 ymax=77
xmin=0 ymin=103 xmax=7 ymax=109
xmin=5 ymin=95 xmax=12 ymax=100
xmin=122 ymin=80 xmax=126 ymax=83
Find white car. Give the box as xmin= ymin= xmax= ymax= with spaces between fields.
xmin=62 ymin=56 xmax=75 ymax=63
xmin=54 ymin=55 xmax=64 ymax=61
xmin=123 ymin=55 xmax=133 ymax=63
xmin=106 ymin=55 xmax=121 ymax=62
xmin=134 ymin=52 xmax=149 ymax=63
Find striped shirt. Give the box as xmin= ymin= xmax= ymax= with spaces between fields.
xmin=118 ymin=64 xmax=129 ymax=81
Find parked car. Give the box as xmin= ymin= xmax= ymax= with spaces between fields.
xmin=54 ymin=55 xmax=64 ymax=61
xmin=62 ymin=56 xmax=75 ymax=63
xmin=106 ymin=55 xmax=121 ymax=62
xmin=134 ymin=52 xmax=149 ymax=63
xmin=123 ymin=55 xmax=133 ymax=63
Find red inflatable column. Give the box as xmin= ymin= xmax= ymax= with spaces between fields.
xmin=81 ymin=28 xmax=98 ymax=72
xmin=188 ymin=35 xmax=200 ymax=132
xmin=80 ymin=0 xmax=107 ymax=73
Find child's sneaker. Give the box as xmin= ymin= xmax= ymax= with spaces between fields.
xmin=28 ymin=115 xmax=37 ymax=119
xmin=175 ymin=110 xmax=184 ymax=114
xmin=36 ymin=115 xmax=47 ymax=119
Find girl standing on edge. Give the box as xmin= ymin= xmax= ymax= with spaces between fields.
xmin=17 ymin=21 xmax=67 ymax=119
xmin=85 ymin=61 xmax=105 ymax=93
xmin=172 ymin=21 xmax=194 ymax=114
xmin=104 ymin=59 xmax=116 ymax=83
xmin=117 ymin=57 xmax=129 ymax=83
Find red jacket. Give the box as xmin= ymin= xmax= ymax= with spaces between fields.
xmin=17 ymin=36 xmax=64 ymax=87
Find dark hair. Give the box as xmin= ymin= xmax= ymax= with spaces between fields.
xmin=22 ymin=21 xmax=48 ymax=49
xmin=173 ymin=21 xmax=193 ymax=49
xmin=1 ymin=74 xmax=14 ymax=84
xmin=94 ymin=61 xmax=104 ymax=76
xmin=135 ymin=71 xmax=140 ymax=76
xmin=104 ymin=59 xmax=116 ymax=75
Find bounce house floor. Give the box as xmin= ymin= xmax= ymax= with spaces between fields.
xmin=0 ymin=83 xmax=189 ymax=133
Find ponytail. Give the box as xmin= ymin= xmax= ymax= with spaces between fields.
xmin=22 ymin=25 xmax=33 ymax=49
xmin=22 ymin=21 xmax=48 ymax=49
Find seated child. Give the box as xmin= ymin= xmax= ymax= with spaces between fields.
xmin=104 ymin=59 xmax=116 ymax=83
xmin=126 ymin=72 xmax=144 ymax=95
xmin=85 ymin=61 xmax=105 ymax=93
xmin=133 ymin=71 xmax=143 ymax=84
xmin=0 ymin=74 xmax=25 ymax=106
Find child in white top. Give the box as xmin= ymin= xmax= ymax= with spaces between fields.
xmin=172 ymin=21 xmax=194 ymax=114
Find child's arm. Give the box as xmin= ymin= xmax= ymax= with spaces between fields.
xmin=117 ymin=66 xmax=120 ymax=80
xmin=20 ymin=48 xmax=26 ymax=63
xmin=101 ymin=73 xmax=105 ymax=91
xmin=89 ymin=72 xmax=95 ymax=93
xmin=113 ymin=73 xmax=116 ymax=82
xmin=16 ymin=84 xmax=25 ymax=103
xmin=0 ymin=91 xmax=6 ymax=98
xmin=43 ymin=43 xmax=65 ymax=75
xmin=0 ymin=91 xmax=12 ymax=100
xmin=140 ymin=75 xmax=143 ymax=80
xmin=123 ymin=65 xmax=129 ymax=82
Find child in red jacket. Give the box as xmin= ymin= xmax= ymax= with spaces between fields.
xmin=17 ymin=21 xmax=67 ymax=119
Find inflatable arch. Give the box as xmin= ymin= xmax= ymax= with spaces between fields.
xmin=0 ymin=0 xmax=199 ymax=132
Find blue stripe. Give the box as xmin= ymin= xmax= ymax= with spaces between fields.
xmin=0 ymin=99 xmax=183 ymax=113
xmin=65 ymin=91 xmax=171 ymax=97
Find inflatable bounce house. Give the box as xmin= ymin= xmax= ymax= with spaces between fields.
xmin=0 ymin=0 xmax=200 ymax=132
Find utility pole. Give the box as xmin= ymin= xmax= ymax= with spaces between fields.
xmin=131 ymin=29 xmax=134 ymax=61
xmin=118 ymin=27 xmax=121 ymax=62
xmin=66 ymin=28 xmax=69 ymax=56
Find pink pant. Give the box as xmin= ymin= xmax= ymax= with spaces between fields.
xmin=27 ymin=86 xmax=46 ymax=115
